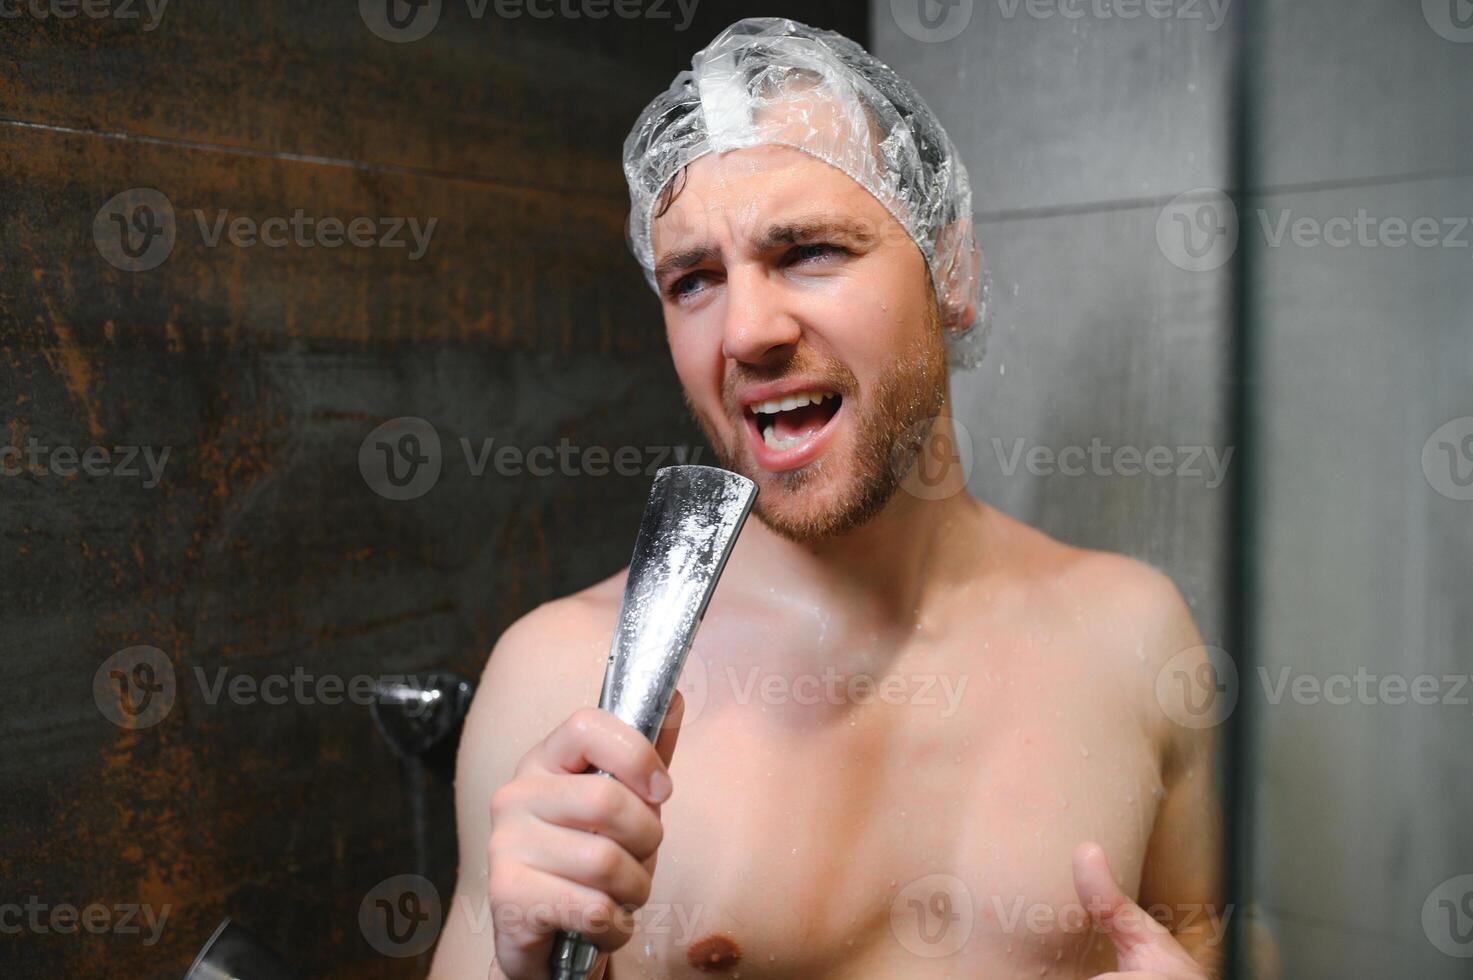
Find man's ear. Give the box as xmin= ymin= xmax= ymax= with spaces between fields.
xmin=934 ymin=218 xmax=981 ymax=335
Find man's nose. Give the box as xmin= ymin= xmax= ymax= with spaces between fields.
xmin=720 ymin=268 xmax=802 ymax=365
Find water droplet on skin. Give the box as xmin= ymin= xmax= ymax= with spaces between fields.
xmin=1080 ymin=747 xmax=1090 ymax=758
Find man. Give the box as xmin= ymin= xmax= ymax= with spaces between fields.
xmin=431 ymin=18 xmax=1224 ymax=979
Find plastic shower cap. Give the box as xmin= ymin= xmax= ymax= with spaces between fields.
xmin=622 ymin=16 xmax=989 ymax=369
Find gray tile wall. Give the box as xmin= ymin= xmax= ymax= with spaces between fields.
xmin=876 ymin=0 xmax=1473 ymax=975
xmin=1246 ymin=0 xmax=1473 ymax=973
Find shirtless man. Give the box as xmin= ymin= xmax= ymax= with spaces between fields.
xmin=430 ymin=18 xmax=1224 ymax=980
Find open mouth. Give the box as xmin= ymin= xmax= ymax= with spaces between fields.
xmin=745 ymin=389 xmax=843 ymax=459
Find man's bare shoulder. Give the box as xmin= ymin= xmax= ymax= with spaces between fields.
xmin=985 ymin=507 xmax=1203 ymax=667
xmin=988 ymin=510 xmax=1212 ymax=772
xmin=479 ymin=568 xmax=629 ymax=693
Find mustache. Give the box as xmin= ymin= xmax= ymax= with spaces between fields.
xmin=720 ymin=356 xmax=859 ymax=413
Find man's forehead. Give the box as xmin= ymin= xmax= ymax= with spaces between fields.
xmin=651 ymin=147 xmax=890 ymax=263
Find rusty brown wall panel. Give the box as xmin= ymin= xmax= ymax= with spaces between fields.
xmin=2 ymin=125 xmax=651 ymax=352
xmin=3 ymin=2 xmax=813 ymax=198
xmin=0 ymin=2 xmax=871 ymax=978
xmin=0 ymin=5 xmax=866 ymax=978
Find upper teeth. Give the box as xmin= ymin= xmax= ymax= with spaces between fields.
xmin=751 ymin=391 xmax=835 ymax=415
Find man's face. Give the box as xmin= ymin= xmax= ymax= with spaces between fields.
xmin=650 ymin=144 xmax=949 ymax=543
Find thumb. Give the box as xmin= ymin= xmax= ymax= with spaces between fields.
xmin=1072 ymin=842 xmax=1197 ymax=974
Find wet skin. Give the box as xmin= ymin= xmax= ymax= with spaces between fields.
xmin=429 ymin=145 xmax=1224 ymax=980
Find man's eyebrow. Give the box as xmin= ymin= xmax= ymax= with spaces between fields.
xmin=654 ymin=244 xmax=721 ymax=283
xmin=653 ymin=216 xmax=879 ymax=282
xmin=756 ymin=217 xmax=879 ymax=251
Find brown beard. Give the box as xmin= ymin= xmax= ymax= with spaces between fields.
xmin=682 ymin=302 xmax=948 ymax=544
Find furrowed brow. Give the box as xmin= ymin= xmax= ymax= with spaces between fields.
xmin=654 ymin=244 xmax=721 ymax=283
xmin=757 ymin=217 xmax=879 ymax=251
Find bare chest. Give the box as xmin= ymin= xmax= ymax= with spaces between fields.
xmin=611 ymin=628 xmax=1165 ymax=979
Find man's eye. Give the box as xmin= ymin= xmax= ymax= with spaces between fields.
xmin=667 ymin=273 xmax=709 ymax=300
xmin=788 ymin=243 xmax=845 ymax=265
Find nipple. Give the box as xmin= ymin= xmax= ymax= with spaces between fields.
xmin=686 ymin=932 xmax=742 ymax=972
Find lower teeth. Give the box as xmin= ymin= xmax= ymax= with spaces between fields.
xmin=762 ymin=426 xmax=806 ymax=451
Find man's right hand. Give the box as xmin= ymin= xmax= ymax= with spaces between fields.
xmin=487 ymin=693 xmax=684 ymax=980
